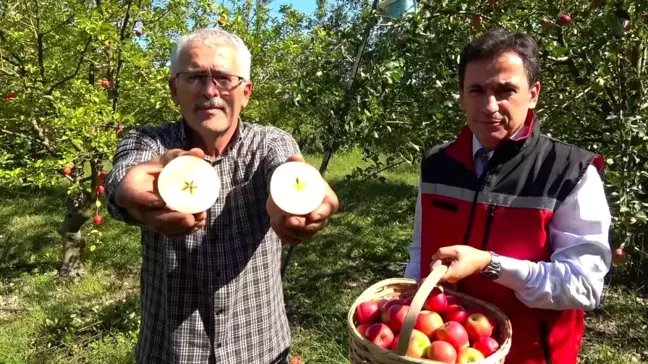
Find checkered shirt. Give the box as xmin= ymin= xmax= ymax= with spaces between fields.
xmin=105 ymin=119 xmax=300 ymax=364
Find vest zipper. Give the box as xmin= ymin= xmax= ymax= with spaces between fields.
xmin=463 ymin=174 xmax=489 ymax=245
xmin=540 ymin=321 xmax=553 ymax=364
xmin=480 ymin=204 xmax=496 ymax=250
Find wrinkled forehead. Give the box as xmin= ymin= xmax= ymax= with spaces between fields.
xmin=176 ymin=41 xmax=240 ymax=74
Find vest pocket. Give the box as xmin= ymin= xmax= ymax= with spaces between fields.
xmin=540 ymin=321 xmax=553 ymax=364
xmin=480 ymin=204 xmax=496 ymax=250
xmin=431 ymin=199 xmax=459 ymax=212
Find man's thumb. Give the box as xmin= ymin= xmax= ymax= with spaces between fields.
xmin=286 ymin=154 xmax=306 ymax=163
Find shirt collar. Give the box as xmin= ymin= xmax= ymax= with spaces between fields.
xmin=471 ymin=124 xmax=528 ymax=159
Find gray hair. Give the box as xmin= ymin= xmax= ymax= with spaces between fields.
xmin=170 ymin=28 xmax=252 ymax=80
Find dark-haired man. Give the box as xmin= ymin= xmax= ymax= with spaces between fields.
xmin=405 ymin=28 xmax=611 ymax=363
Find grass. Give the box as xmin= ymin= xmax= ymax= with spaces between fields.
xmin=0 ymin=149 xmax=646 ymax=363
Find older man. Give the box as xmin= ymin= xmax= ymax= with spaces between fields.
xmin=406 ymin=29 xmax=611 ymax=363
xmin=106 ymin=28 xmax=339 ymax=364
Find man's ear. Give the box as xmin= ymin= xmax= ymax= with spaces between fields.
xmin=240 ymin=80 xmax=253 ymax=109
xmin=169 ymin=78 xmax=179 ymax=106
xmin=528 ymin=81 xmax=541 ymax=109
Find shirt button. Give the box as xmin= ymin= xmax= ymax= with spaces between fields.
xmin=216 ymin=342 xmax=222 ymax=349
xmin=216 ymin=308 xmax=224 ymax=315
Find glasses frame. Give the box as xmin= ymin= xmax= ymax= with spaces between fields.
xmin=174 ymin=70 xmax=246 ymax=91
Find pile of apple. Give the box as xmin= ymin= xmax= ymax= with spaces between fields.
xmin=353 ymin=287 xmax=500 ymax=363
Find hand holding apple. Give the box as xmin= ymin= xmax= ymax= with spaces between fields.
xmin=115 ymin=148 xmax=208 ymax=237
xmin=430 ymin=246 xmax=492 ymax=284
xmin=266 ymin=154 xmax=339 ymax=244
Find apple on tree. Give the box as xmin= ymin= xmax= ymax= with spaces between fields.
xmin=559 ymin=13 xmax=572 ymax=25
xmin=157 ymin=155 xmax=221 ymax=214
xmin=93 ymin=215 xmax=104 ymax=225
xmin=270 ymin=161 xmax=326 ymax=216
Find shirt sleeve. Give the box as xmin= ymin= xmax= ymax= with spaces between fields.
xmin=495 ymin=164 xmax=612 ymax=311
xmin=263 ymin=127 xmax=301 ymax=191
xmin=404 ymin=178 xmax=423 ymax=280
xmin=105 ymin=127 xmax=161 ymax=225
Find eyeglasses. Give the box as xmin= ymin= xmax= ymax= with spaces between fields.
xmin=175 ymin=71 xmax=245 ymax=91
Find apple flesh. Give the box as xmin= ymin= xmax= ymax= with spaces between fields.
xmin=427 ymin=340 xmax=457 ymax=363
xmin=270 ymin=161 xmax=326 ymax=216
xmin=157 ymin=155 xmax=220 ymax=214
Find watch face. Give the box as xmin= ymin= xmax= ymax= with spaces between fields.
xmin=481 ymin=271 xmax=498 ymax=280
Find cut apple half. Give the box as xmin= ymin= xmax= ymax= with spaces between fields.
xmin=157 ymin=155 xmax=220 ymax=214
xmin=270 ymin=161 xmax=326 ymax=216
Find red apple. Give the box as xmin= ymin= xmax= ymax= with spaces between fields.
xmin=289 ymin=356 xmax=301 ymax=364
xmin=445 ymin=295 xmax=462 ymax=307
xmin=457 ymin=347 xmax=485 ymax=363
xmin=423 ymin=287 xmax=447 ymax=313
xmin=473 ymin=336 xmax=499 ymax=357
xmin=96 ymin=185 xmax=105 ymax=194
xmin=386 ymin=304 xmax=409 ymax=332
xmin=100 ymin=79 xmax=112 ymax=88
xmin=135 ymin=29 xmax=143 ymax=36
xmin=612 ymin=247 xmax=628 ymax=265
xmin=443 ymin=304 xmax=469 ymax=324
xmin=427 ymin=340 xmax=457 ymax=363
xmin=364 ymin=323 xmax=394 ymax=349
xmin=464 ymin=313 xmax=494 ymax=343
xmin=356 ymin=301 xmax=381 ymax=324
xmin=380 ymin=299 xmax=403 ymax=323
xmin=93 ymin=215 xmax=104 ymax=225
xmin=63 ymin=167 xmax=73 ymax=176
xmin=99 ymin=171 xmax=108 ymax=181
xmin=471 ymin=14 xmax=483 ymax=28
xmin=436 ymin=321 xmax=470 ymax=352
xmin=392 ymin=329 xmax=431 ymax=358
xmin=4 ymin=92 xmax=16 ymax=102
xmin=559 ymin=13 xmax=572 ymax=25
xmin=356 ymin=323 xmax=371 ymax=337
xmin=403 ymin=295 xmax=413 ymax=306
xmin=414 ymin=310 xmax=444 ymax=338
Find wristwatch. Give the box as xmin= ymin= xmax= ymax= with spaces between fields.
xmin=480 ymin=251 xmax=501 ymax=280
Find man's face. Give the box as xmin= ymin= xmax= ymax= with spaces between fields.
xmin=459 ymin=51 xmax=540 ymax=149
xmin=170 ymin=42 xmax=252 ymax=137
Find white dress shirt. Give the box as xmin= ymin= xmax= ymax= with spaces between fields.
xmin=405 ymin=133 xmax=612 ymax=311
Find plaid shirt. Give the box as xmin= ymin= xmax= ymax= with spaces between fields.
xmin=105 ymin=119 xmax=299 ymax=364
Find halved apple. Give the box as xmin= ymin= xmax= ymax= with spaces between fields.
xmin=270 ymin=161 xmax=326 ymax=215
xmin=157 ymin=155 xmax=220 ymax=214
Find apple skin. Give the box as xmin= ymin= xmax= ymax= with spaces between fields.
xmin=63 ymin=167 xmax=73 ymax=176
xmin=386 ymin=304 xmax=410 ymax=333
xmin=559 ymin=13 xmax=572 ymax=25
xmin=612 ymin=248 xmax=628 ymax=265
xmin=464 ymin=313 xmax=494 ymax=343
xmin=356 ymin=323 xmax=371 ymax=337
xmin=414 ymin=310 xmax=444 ymax=338
xmin=100 ymin=79 xmax=112 ymax=88
xmin=93 ymin=215 xmax=104 ymax=225
xmin=445 ymin=295 xmax=462 ymax=307
xmin=423 ymin=287 xmax=447 ymax=313
xmin=380 ymin=299 xmax=403 ymax=323
xmin=443 ymin=304 xmax=469 ymax=324
xmin=356 ymin=301 xmax=381 ymax=324
xmin=473 ymin=336 xmax=499 ymax=357
xmin=364 ymin=323 xmax=395 ymax=349
xmin=391 ymin=329 xmax=431 ymax=358
xmin=427 ymin=340 xmax=457 ymax=363
xmin=457 ymin=347 xmax=486 ymax=363
xmin=436 ymin=321 xmax=470 ymax=352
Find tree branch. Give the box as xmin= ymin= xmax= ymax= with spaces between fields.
xmin=29 ymin=118 xmax=56 ymax=154
xmin=42 ymin=14 xmax=75 ymax=36
xmin=46 ymin=36 xmax=93 ymax=95
xmin=33 ymin=0 xmax=47 ymax=84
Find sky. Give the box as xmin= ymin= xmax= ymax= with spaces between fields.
xmin=268 ymin=0 xmax=318 ymax=16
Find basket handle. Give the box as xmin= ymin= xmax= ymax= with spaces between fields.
xmin=396 ymin=264 xmax=448 ymax=356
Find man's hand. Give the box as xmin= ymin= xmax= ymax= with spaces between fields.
xmin=115 ymin=148 xmax=208 ymax=237
xmin=266 ymin=154 xmax=339 ymax=244
xmin=430 ymin=245 xmax=492 ymax=284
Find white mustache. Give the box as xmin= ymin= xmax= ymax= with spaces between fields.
xmin=197 ymin=98 xmax=228 ymax=111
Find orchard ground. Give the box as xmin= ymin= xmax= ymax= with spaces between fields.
xmin=0 ymin=150 xmax=646 ymax=364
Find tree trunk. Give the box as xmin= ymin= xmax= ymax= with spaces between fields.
xmin=57 ymin=191 xmax=91 ymax=279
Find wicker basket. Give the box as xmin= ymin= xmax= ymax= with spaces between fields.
xmin=347 ymin=266 xmax=512 ymax=364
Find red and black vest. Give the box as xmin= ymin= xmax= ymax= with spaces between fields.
xmin=419 ymin=111 xmax=603 ymax=364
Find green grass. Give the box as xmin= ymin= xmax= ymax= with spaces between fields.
xmin=0 ymin=149 xmax=646 ymax=363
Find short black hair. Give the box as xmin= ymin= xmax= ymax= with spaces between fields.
xmin=459 ymin=28 xmax=540 ymax=89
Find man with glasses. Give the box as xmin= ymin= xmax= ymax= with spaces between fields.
xmin=105 ymin=28 xmax=339 ymax=364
